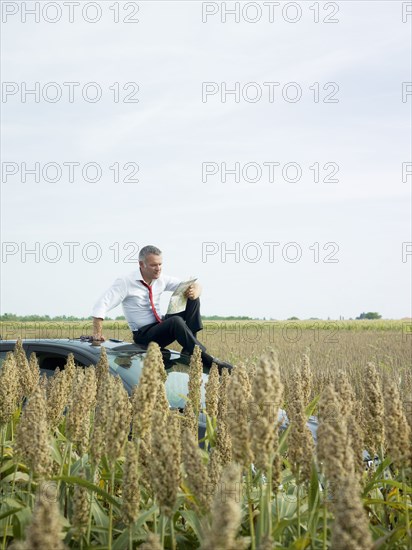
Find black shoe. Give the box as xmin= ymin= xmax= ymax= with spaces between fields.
xmin=212 ymin=357 xmax=233 ymax=375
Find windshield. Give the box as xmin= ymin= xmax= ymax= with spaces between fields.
xmin=106 ymin=350 xmax=207 ymax=409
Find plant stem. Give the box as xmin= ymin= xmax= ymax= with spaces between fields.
xmin=57 ymin=438 xmax=69 ymax=493
xmin=65 ymin=441 xmax=72 ymax=517
xmin=322 ymin=478 xmax=327 ymax=550
xmin=403 ymin=467 xmax=411 ymax=541
xmin=296 ymin=466 xmax=301 ymax=539
xmin=86 ymin=465 xmax=96 ymax=546
xmin=170 ymin=516 xmax=176 ymax=550
xmin=267 ymin=458 xmax=273 ymax=539
xmin=160 ymin=514 xmax=165 ymax=548
xmin=129 ymin=525 xmax=133 ymax=550
xmin=27 ymin=470 xmax=33 ymax=507
xmin=246 ymin=467 xmax=256 ymax=550
xmin=0 ymin=426 xmax=5 ymax=467
xmin=108 ymin=467 xmax=115 ymax=550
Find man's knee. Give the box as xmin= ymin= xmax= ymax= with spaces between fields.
xmin=166 ymin=316 xmax=186 ymax=328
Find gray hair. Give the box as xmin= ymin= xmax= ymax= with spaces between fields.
xmin=139 ymin=245 xmax=162 ymax=262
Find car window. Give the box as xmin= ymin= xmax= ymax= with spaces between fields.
xmin=35 ymin=352 xmax=88 ymax=375
xmin=106 ymin=350 xmax=207 ymax=408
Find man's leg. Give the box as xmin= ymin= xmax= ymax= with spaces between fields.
xmin=164 ymin=297 xmax=203 ymax=337
xmin=133 ymin=316 xmax=221 ymax=370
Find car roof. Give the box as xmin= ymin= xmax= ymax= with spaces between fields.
xmin=0 ymin=338 xmax=148 ymax=355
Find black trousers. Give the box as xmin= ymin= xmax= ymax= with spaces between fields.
xmin=132 ymin=298 xmax=214 ymax=365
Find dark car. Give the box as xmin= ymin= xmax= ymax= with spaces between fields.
xmin=0 ymin=337 xmax=209 ymax=415
xmin=2 ymin=338 xmax=334 ymax=455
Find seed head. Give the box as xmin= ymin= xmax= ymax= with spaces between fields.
xmin=363 ymin=362 xmax=384 ymax=455
xmin=150 ymin=410 xmax=181 ymax=517
xmin=205 ymin=363 xmax=219 ymax=418
xmin=331 ymin=474 xmax=373 ymax=550
xmin=182 ymin=428 xmax=210 ymax=511
xmin=24 ymin=482 xmax=65 ymax=550
xmin=46 ymin=354 xmax=76 ymax=429
xmin=71 ymin=471 xmax=90 ymax=538
xmin=207 ymin=447 xmax=223 ymax=496
xmin=250 ymin=350 xmax=283 ymax=472
xmin=227 ymin=366 xmax=252 ymax=467
xmin=106 ymin=377 xmax=132 ymax=464
xmin=383 ymin=378 xmax=411 ymax=469
xmin=317 ymin=385 xmax=352 ymax=493
xmin=122 ymin=441 xmax=140 ymax=525
xmin=131 ymin=342 xmax=161 ymax=442
xmin=14 ymin=386 xmax=52 ymax=478
xmin=200 ymin=463 xmax=246 ymax=550
xmin=188 ymin=345 xmax=203 ymax=418
xmin=95 ymin=346 xmax=109 ymax=391
xmin=287 ymin=368 xmax=314 ymax=484
xmin=300 ymin=351 xmax=313 ymax=406
xmin=182 ymin=397 xmax=198 ymax=440
xmin=66 ymin=367 xmax=97 ymax=454
xmin=90 ymin=369 xmax=115 ymax=466
xmin=0 ymin=352 xmax=19 ymax=427
xmin=14 ymin=339 xmax=37 ymax=398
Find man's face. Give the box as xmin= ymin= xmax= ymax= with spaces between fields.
xmin=139 ymin=254 xmax=162 ymax=281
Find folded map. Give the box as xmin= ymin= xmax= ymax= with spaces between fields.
xmin=166 ymin=278 xmax=198 ymax=314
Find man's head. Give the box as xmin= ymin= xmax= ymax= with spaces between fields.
xmin=139 ymin=245 xmax=162 ymax=282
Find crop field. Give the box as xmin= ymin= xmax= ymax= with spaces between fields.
xmin=0 ymin=321 xmax=411 ymax=549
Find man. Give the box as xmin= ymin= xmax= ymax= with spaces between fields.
xmin=92 ymin=245 xmax=232 ymax=372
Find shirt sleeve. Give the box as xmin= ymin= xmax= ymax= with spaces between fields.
xmin=92 ymin=277 xmax=128 ymax=319
xmin=163 ymin=275 xmax=182 ymax=293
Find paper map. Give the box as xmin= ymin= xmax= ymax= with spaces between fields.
xmin=166 ymin=278 xmax=197 ymax=314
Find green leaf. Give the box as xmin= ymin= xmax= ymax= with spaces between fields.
xmin=362 ymin=456 xmax=392 ymax=495
xmin=50 ymin=438 xmax=63 ymax=466
xmin=205 ymin=414 xmax=216 ymax=447
xmin=90 ymin=500 xmax=109 ymax=548
xmin=0 ymin=507 xmax=23 ymax=521
xmin=51 ymin=475 xmax=121 ymax=509
xmin=363 ymin=499 xmax=410 ymax=511
xmin=180 ymin=509 xmax=204 ymax=541
xmin=304 ymin=395 xmax=319 ymax=418
xmin=112 ymin=528 xmax=130 ymax=550
xmin=0 ymin=459 xmax=16 ymax=475
xmin=1 ymin=471 xmax=29 ymax=484
xmin=308 ymin=460 xmax=319 ymax=511
xmin=12 ymin=506 xmax=31 ymax=540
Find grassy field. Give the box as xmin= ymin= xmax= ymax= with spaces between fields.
xmin=0 ymin=321 xmax=411 ymax=549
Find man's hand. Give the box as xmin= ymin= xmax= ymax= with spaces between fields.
xmin=184 ymin=282 xmax=202 ymax=300
xmin=92 ymin=317 xmax=106 ymax=342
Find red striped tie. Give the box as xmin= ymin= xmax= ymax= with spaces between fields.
xmin=140 ymin=280 xmax=163 ymax=323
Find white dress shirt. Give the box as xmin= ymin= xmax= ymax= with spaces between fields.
xmin=92 ymin=270 xmax=181 ymax=331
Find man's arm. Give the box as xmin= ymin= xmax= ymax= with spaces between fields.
xmin=92 ymin=317 xmax=105 ymax=341
xmin=185 ymin=282 xmax=202 ymax=300
xmin=91 ymin=277 xmax=127 ymax=341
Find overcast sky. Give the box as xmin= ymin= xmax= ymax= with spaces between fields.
xmin=1 ymin=0 xmax=411 ymax=320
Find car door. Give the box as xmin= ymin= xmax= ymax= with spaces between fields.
xmin=24 ymin=343 xmax=94 ymax=377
